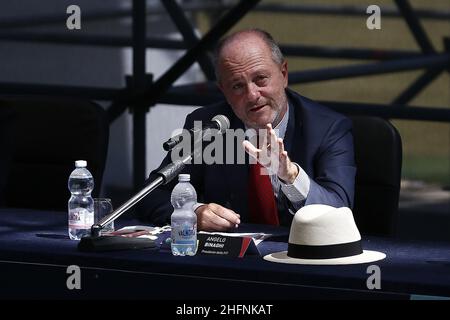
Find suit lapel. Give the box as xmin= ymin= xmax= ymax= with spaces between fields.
xmin=285 ymin=92 xmax=305 ymax=167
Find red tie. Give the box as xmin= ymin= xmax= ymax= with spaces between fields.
xmin=248 ymin=162 xmax=279 ymax=226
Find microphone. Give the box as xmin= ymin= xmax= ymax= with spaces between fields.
xmin=163 ymin=114 xmax=230 ymax=151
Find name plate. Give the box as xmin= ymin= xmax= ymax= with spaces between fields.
xmin=197 ymin=233 xmax=255 ymax=258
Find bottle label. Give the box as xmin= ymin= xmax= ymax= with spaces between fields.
xmin=172 ymin=221 xmax=197 ymax=244
xmin=68 ymin=207 xmax=94 ymax=229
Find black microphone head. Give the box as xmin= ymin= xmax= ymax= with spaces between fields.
xmin=163 ymin=134 xmax=184 ymax=151
xmin=212 ymin=115 xmax=230 ymax=133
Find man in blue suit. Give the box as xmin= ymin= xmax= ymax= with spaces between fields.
xmin=139 ymin=29 xmax=356 ymax=231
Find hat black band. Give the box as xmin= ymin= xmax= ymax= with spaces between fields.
xmin=287 ymin=240 xmax=363 ymax=259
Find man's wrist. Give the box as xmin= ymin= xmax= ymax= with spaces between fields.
xmin=280 ymin=163 xmax=310 ymax=207
xmin=282 ymin=163 xmax=299 ymax=184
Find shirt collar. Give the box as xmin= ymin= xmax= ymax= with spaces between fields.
xmin=274 ymin=103 xmax=289 ymax=140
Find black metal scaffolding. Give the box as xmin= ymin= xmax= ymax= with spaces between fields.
xmin=0 ymin=0 xmax=449 ymax=189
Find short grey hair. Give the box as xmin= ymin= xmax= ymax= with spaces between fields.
xmin=212 ymin=28 xmax=285 ymax=81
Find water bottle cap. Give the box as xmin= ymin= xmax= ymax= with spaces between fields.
xmin=75 ymin=160 xmax=87 ymax=168
xmin=178 ymin=174 xmax=190 ymax=182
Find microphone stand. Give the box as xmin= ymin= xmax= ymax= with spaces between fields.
xmin=91 ymin=156 xmax=191 ymax=237
xmin=78 ymin=115 xmax=228 ymax=251
xmin=78 ymin=154 xmax=193 ymax=252
xmin=90 ymin=176 xmax=163 ymax=238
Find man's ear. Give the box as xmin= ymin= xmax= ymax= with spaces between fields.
xmin=281 ymin=60 xmax=288 ymax=88
xmin=216 ymin=80 xmax=224 ymax=93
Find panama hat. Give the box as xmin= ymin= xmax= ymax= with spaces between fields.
xmin=264 ymin=204 xmax=386 ymax=265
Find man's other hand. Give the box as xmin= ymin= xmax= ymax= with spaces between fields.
xmin=194 ymin=203 xmax=240 ymax=231
xmin=243 ymin=123 xmax=299 ymax=184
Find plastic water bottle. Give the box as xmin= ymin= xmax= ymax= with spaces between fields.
xmin=170 ymin=174 xmax=198 ymax=256
xmin=68 ymin=160 xmax=94 ymax=240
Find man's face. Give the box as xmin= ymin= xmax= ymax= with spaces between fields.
xmin=217 ymin=36 xmax=288 ymax=130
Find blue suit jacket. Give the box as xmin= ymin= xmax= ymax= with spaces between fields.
xmin=138 ymin=89 xmax=356 ymax=226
